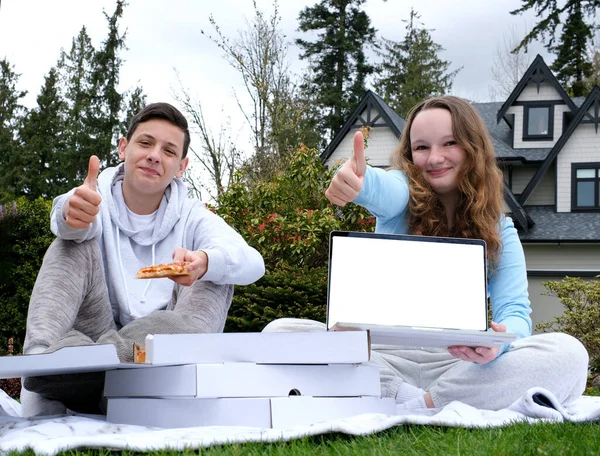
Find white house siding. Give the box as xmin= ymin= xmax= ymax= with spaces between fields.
xmin=524 ymin=243 xmax=600 ymax=270
xmin=517 ymin=82 xmax=563 ymax=101
xmin=522 ymin=243 xmax=600 ymax=332
xmin=326 ymin=106 xmax=375 ymax=167
xmin=325 ymin=124 xmax=399 ymax=169
xmin=508 ymin=165 xmax=555 ymax=205
xmin=364 ymin=127 xmax=400 ymax=167
xmin=325 ymin=133 xmax=354 ymax=168
xmin=556 ymin=123 xmax=600 ymax=212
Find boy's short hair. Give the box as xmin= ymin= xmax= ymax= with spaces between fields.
xmin=126 ymin=102 xmax=191 ymax=158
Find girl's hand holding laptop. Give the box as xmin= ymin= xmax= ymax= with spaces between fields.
xmin=448 ymin=321 xmax=507 ymax=364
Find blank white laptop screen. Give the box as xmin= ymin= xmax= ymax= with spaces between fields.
xmin=327 ymin=231 xmax=488 ymax=332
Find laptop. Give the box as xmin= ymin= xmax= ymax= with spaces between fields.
xmin=326 ymin=231 xmax=517 ymax=348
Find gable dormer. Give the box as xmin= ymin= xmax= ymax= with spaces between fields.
xmin=518 ymin=86 xmax=600 ymax=213
xmin=497 ymin=55 xmax=577 ymax=150
xmin=320 ymin=90 xmax=406 ymax=169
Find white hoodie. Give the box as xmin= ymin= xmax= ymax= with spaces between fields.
xmin=50 ymin=164 xmax=265 ymax=326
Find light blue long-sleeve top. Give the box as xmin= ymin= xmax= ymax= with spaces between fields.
xmin=353 ymin=166 xmax=532 ymax=355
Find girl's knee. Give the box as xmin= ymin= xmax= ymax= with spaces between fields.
xmin=532 ymin=332 xmax=589 ymax=371
xmin=556 ymin=332 xmax=589 ymax=368
xmin=262 ymin=318 xmax=326 ymax=333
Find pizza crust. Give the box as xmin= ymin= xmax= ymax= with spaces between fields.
xmin=136 ymin=261 xmax=192 ymax=279
xmin=133 ymin=343 xmax=146 ymax=363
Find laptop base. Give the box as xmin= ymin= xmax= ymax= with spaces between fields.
xmin=330 ymin=322 xmax=517 ymax=348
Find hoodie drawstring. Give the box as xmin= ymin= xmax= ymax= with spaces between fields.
xmin=116 ymin=225 xmax=132 ymax=315
xmin=140 ymin=244 xmax=155 ymax=303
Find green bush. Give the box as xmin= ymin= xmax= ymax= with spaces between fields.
xmin=217 ymin=145 xmax=374 ymax=271
xmin=225 ymin=267 xmax=328 ymax=333
xmin=218 ymin=145 xmax=374 ymax=331
xmin=0 ymin=198 xmax=54 ymax=354
xmin=537 ymin=276 xmax=600 ymax=373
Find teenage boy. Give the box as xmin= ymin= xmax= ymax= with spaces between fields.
xmin=21 ymin=102 xmax=265 ymax=416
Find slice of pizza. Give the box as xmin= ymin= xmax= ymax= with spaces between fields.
xmin=136 ymin=261 xmax=192 ymax=279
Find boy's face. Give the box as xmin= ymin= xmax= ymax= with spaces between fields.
xmin=118 ymin=118 xmax=189 ymax=197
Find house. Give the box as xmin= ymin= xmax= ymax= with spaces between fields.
xmin=321 ymin=55 xmax=600 ymax=331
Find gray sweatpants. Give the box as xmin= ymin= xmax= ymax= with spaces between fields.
xmin=21 ymin=238 xmax=234 ymax=416
xmin=263 ymin=318 xmax=589 ymax=411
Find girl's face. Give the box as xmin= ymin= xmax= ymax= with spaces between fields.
xmin=410 ymin=108 xmax=467 ymax=198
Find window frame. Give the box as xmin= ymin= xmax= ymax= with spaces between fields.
xmin=571 ymin=163 xmax=600 ymax=212
xmin=523 ymin=103 xmax=554 ymax=141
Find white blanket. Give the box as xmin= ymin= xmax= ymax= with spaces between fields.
xmin=1 ymin=389 xmax=600 ymax=456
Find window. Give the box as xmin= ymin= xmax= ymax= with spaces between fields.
xmin=572 ymin=164 xmax=600 ymax=211
xmin=523 ymin=104 xmax=554 ymax=141
xmin=528 ymin=108 xmax=549 ymax=135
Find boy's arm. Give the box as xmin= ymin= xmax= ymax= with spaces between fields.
xmin=183 ymin=206 xmax=265 ymax=286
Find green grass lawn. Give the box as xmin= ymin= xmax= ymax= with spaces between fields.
xmin=7 ymin=421 xmax=600 ymax=456
xmin=7 ymin=388 xmax=600 ymax=455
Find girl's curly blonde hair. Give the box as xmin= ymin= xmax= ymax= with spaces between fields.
xmin=390 ymin=96 xmax=504 ymax=266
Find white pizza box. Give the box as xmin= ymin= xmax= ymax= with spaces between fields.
xmin=144 ymin=331 xmax=371 ymax=365
xmin=0 ymin=345 xmax=122 ymax=379
xmin=107 ymin=396 xmax=396 ymax=429
xmin=104 ymin=362 xmax=381 ymax=398
xmin=0 ymin=331 xmax=370 ymax=379
xmin=0 ymin=344 xmax=157 ymax=380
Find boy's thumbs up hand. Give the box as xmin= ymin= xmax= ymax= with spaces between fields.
xmin=84 ymin=155 xmax=100 ymax=191
xmin=325 ymin=131 xmax=367 ymax=206
xmin=63 ymin=155 xmax=103 ymax=229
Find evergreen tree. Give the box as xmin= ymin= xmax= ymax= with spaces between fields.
xmin=18 ymin=68 xmax=69 ymax=199
xmin=0 ymin=2 xmax=143 ymax=201
xmin=373 ymin=9 xmax=460 ymax=117
xmin=57 ymin=26 xmax=98 ymax=187
xmin=91 ymin=0 xmax=126 ymax=168
xmin=511 ymin=0 xmax=599 ymax=96
xmin=583 ymin=50 xmax=600 ymax=92
xmin=296 ymin=0 xmax=377 ymax=140
xmin=550 ymin=3 xmax=594 ymax=96
xmin=120 ymin=85 xmax=147 ymax=138
xmin=0 ymin=59 xmax=27 ymax=203
xmin=56 ymin=1 xmax=141 ymax=187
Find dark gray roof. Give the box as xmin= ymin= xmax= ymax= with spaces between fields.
xmin=473 ymin=102 xmax=551 ymax=162
xmin=474 ymin=102 xmax=512 ymax=144
xmin=516 ymin=206 xmax=600 ymax=242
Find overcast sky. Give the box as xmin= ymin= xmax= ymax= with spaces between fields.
xmin=0 ymin=0 xmax=553 ymax=167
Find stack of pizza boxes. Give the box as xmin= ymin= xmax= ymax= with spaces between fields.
xmin=104 ymin=331 xmax=395 ymax=428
